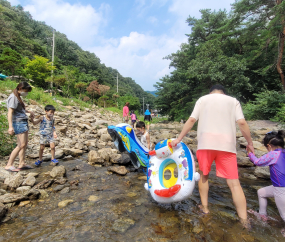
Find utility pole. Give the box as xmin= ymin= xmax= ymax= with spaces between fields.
xmin=117 ymin=73 xmax=118 ymax=93
xmin=143 ymin=97 xmax=144 ymax=115
xmin=51 ymin=28 xmax=55 ymax=94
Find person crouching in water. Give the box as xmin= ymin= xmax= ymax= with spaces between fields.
xmin=31 ymin=105 xmax=58 ymax=166
xmin=248 ymin=130 xmax=285 ymax=236
xmin=136 ymin=121 xmax=150 ymax=150
xmin=130 ymin=110 xmax=138 ymax=128
xmin=144 ymin=109 xmax=152 ymax=131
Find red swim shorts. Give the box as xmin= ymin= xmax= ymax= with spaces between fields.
xmin=196 ymin=149 xmax=238 ymax=179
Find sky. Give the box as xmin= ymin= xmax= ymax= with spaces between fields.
xmin=8 ymin=0 xmax=235 ymax=91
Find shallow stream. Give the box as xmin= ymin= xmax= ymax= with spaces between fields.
xmin=0 ymin=154 xmax=284 ymax=242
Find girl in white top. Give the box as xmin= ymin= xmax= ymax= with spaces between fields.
xmin=136 ymin=121 xmax=150 ymax=149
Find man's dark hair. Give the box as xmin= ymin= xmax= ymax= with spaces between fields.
xmin=45 ymin=105 xmax=56 ymax=111
xmin=136 ymin=121 xmax=145 ymax=129
xmin=209 ymin=84 xmax=226 ymax=94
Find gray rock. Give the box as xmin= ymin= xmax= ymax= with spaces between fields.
xmin=0 ymin=193 xmax=28 ymax=204
xmin=62 ymin=148 xmax=84 ymax=157
xmin=4 ymin=173 xmax=23 ymax=188
xmin=58 ymin=199 xmax=73 ymax=208
xmin=27 ymin=173 xmax=39 ymax=178
xmin=242 ymin=173 xmax=257 ymax=180
xmin=0 ymin=168 xmax=12 ymax=179
xmin=237 ymin=157 xmax=254 ymax=167
xmin=43 ymin=149 xmax=64 ymax=161
xmin=54 ymin=178 xmax=68 ymax=185
xmin=50 ymin=166 xmax=66 ymax=178
xmin=88 ymin=150 xmax=104 ymax=165
xmin=22 ymin=176 xmax=36 ymax=187
xmin=34 ymin=179 xmax=54 ymax=189
xmin=100 ymin=134 xmax=112 ymax=142
xmin=25 ymin=189 xmax=40 ymax=200
xmin=254 ymin=166 xmax=270 ymax=179
xmin=60 ymin=187 xmax=70 ymax=194
xmin=112 ymin=218 xmax=135 ymax=233
xmin=0 ymin=202 xmax=7 ymax=220
xmin=16 ymin=186 xmax=31 ymax=194
xmin=53 ymin=185 xmax=65 ymax=192
xmin=39 ymin=189 xmax=49 ymax=199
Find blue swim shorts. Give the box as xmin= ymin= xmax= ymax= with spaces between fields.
xmin=12 ymin=120 xmax=29 ymax=135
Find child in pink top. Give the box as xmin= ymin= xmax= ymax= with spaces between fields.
xmin=130 ymin=110 xmax=138 ymax=128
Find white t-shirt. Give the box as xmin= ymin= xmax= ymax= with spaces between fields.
xmin=190 ymin=93 xmax=244 ymax=154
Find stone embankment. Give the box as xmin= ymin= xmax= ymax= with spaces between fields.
xmin=0 ymin=90 xmax=280 ymax=223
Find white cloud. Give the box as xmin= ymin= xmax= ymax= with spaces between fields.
xmin=24 ymin=0 xmax=110 ymax=48
xmin=147 ymin=16 xmax=158 ymax=24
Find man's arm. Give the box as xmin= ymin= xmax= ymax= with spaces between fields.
xmin=171 ymin=117 xmax=197 ymax=147
xmin=237 ymin=118 xmax=254 ymax=154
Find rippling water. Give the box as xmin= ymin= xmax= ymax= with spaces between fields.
xmin=0 ymin=154 xmax=284 ymax=242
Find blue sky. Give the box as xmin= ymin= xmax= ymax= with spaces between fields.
xmin=8 ymin=0 xmax=235 ymax=91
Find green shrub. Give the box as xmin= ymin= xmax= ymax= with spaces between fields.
xmin=0 ymin=105 xmax=16 ymax=157
xmin=243 ymin=90 xmax=285 ymax=120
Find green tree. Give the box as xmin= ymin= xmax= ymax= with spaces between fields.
xmin=118 ymin=95 xmax=141 ymax=111
xmin=25 ymin=55 xmax=55 ymax=87
xmin=74 ymin=82 xmax=87 ymax=99
xmin=0 ymin=48 xmax=23 ymax=76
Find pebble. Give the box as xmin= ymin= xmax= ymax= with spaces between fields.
xmin=88 ymin=195 xmax=100 ymax=202
xmin=58 ymin=200 xmax=73 ymax=208
xmin=19 ymin=201 xmax=31 ymax=207
xmin=60 ymin=187 xmax=70 ymax=194
xmin=112 ymin=218 xmax=135 ymax=233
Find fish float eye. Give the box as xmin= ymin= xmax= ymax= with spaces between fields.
xmin=174 ymin=167 xmax=178 ymax=178
xmin=162 ymin=162 xmax=178 ymax=188
xmin=164 ymin=169 xmax=172 ymax=180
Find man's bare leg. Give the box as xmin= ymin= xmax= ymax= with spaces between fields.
xmin=227 ymin=179 xmax=247 ymax=221
xmin=198 ymin=171 xmax=210 ymax=213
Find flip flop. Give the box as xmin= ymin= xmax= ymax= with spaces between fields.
xmin=18 ymin=165 xmax=33 ymax=170
xmin=5 ymin=166 xmax=20 ymax=172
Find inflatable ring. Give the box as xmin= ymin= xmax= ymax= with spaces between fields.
xmin=108 ymin=123 xmax=200 ymax=203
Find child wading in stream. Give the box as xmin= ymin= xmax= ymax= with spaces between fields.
xmin=247 ymin=130 xmax=285 ymax=237
xmin=31 ymin=105 xmax=58 ymax=166
xmin=136 ymin=121 xmax=150 ymax=150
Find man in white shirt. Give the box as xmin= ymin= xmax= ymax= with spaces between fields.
xmin=171 ymin=84 xmax=254 ymax=225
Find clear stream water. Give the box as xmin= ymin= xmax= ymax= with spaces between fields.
xmin=0 ymin=154 xmax=284 ymax=242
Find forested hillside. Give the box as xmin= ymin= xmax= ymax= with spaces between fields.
xmin=0 ymin=0 xmax=155 ymax=111
xmin=155 ymin=0 xmax=285 ymax=121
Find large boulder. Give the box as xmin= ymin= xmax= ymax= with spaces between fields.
xmin=88 ymin=150 xmax=104 ymax=165
xmin=4 ymin=173 xmax=23 ymax=188
xmin=22 ymin=176 xmax=36 ymax=187
xmin=50 ymin=166 xmax=66 ymax=178
xmin=254 ymin=166 xmax=270 ymax=179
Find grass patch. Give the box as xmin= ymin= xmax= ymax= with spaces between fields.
xmin=105 ymin=107 xmax=122 ymax=116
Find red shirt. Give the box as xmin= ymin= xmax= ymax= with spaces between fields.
xmin=123 ymin=106 xmax=129 ymax=117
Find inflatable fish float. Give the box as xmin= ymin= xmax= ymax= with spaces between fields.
xmin=108 ymin=123 xmax=200 ymax=203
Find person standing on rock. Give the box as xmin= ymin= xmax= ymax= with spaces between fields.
xmin=5 ymin=82 xmax=34 ymax=172
xmin=144 ymin=109 xmax=152 ymax=131
xmin=31 ymin=105 xmax=58 ymax=166
xmin=123 ymin=102 xmax=130 ymax=123
xmin=171 ymin=84 xmax=254 ymax=227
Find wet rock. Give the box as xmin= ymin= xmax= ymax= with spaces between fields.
xmin=27 ymin=153 xmax=39 ymax=159
xmin=88 ymin=195 xmax=99 ymax=202
xmin=62 ymin=155 xmax=73 ymax=161
xmin=39 ymin=189 xmax=49 ymax=199
xmin=112 ymin=218 xmax=135 ymax=233
xmin=22 ymin=176 xmax=36 ymax=187
xmin=0 ymin=202 xmax=7 ymax=220
xmin=16 ymin=186 xmax=31 ymax=194
xmin=25 ymin=189 xmax=40 ymax=200
xmin=60 ymin=187 xmax=70 ymax=194
xmin=50 ymin=166 xmax=66 ymax=178
xmin=70 ymin=184 xmax=79 ymax=190
xmin=237 ymin=157 xmax=254 ymax=167
xmin=4 ymin=173 xmax=23 ymax=188
xmin=54 ymin=178 xmax=68 ymax=185
xmin=88 ymin=150 xmax=104 ymax=165
xmin=19 ymin=201 xmax=31 ymax=207
xmin=108 ymin=166 xmax=128 ymax=176
xmin=138 ymin=176 xmax=147 ymax=181
xmin=53 ymin=185 xmax=65 ymax=192
xmin=43 ymin=150 xmax=64 ymax=161
xmin=69 ymin=180 xmax=79 ymax=186
xmin=0 ymin=193 xmax=28 ymax=204
xmin=62 ymin=148 xmax=84 ymax=157
xmin=58 ymin=199 xmax=73 ymax=208
xmin=254 ymin=167 xmax=270 ymax=179
xmin=192 ymin=224 xmax=203 ymax=234
xmin=243 ymin=173 xmax=257 ymax=180
xmin=110 ymin=153 xmax=122 ymax=164
xmin=34 ymin=179 xmax=54 ymax=189
xmin=127 ymin=192 xmax=137 ymax=197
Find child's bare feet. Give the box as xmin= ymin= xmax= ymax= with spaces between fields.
xmin=240 ymin=217 xmax=251 ymax=230
xmin=198 ymin=204 xmax=210 ymax=214
xmin=248 ymin=209 xmax=268 ymax=222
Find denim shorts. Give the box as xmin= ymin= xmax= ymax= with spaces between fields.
xmin=12 ymin=120 xmax=29 ymax=135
